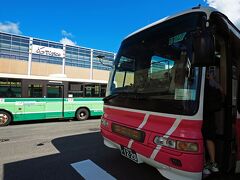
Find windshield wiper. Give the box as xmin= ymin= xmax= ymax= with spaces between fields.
xmin=103 ymin=91 xmax=148 ymax=102
xmin=103 ymin=93 xmax=121 ymax=102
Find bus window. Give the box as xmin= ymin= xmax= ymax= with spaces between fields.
xmin=28 ymin=84 xmax=43 ymax=98
xmin=112 ymin=56 xmax=134 ymax=90
xmin=84 ymin=84 xmax=100 ymax=97
xmin=148 ymin=56 xmax=174 ymax=92
xmin=68 ymin=83 xmax=83 ymax=97
xmin=93 ymin=85 xmax=100 ymax=97
xmin=47 ymin=85 xmax=63 ymax=98
xmin=100 ymin=84 xmax=107 ymax=97
xmin=0 ymin=78 xmax=22 ymax=98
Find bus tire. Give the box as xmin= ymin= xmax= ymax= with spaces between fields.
xmin=76 ymin=108 xmax=89 ymax=121
xmin=0 ymin=111 xmax=12 ymax=126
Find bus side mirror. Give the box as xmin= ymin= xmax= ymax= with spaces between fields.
xmin=192 ymin=32 xmax=215 ymax=66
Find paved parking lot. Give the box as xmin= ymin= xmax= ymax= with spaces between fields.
xmin=0 ymin=119 xmax=164 ymax=180
xmin=1 ymin=119 xmax=239 ymax=180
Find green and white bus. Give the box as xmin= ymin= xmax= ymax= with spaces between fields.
xmin=0 ymin=75 xmax=107 ymax=126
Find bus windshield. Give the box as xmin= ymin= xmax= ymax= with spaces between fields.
xmin=107 ymin=12 xmax=206 ymax=115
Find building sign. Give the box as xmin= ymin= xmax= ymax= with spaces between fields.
xmin=32 ymin=45 xmax=64 ymax=58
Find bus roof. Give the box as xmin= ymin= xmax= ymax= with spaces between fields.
xmin=0 ymin=73 xmax=108 ymax=84
xmin=125 ymin=6 xmax=218 ymax=40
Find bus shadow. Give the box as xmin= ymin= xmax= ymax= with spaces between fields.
xmin=10 ymin=116 xmax=101 ymax=126
xmin=4 ymin=132 xmax=238 ymax=180
xmin=2 ymin=132 xmax=164 ymax=180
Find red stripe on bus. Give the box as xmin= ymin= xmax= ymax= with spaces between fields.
xmin=170 ymin=119 xmax=203 ymax=140
xmin=142 ymin=115 xmax=176 ymax=134
xmin=104 ymin=107 xmax=145 ymax=128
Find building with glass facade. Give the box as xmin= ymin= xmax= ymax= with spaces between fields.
xmin=0 ymin=31 xmax=115 ymax=82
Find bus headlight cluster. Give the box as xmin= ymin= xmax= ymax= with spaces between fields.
xmin=154 ymin=136 xmax=198 ymax=152
xmin=154 ymin=136 xmax=176 ymax=149
xmin=176 ymin=141 xmax=198 ymax=152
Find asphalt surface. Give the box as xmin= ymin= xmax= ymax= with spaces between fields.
xmin=0 ymin=119 xmax=164 ymax=180
xmin=0 ymin=119 xmax=239 ymax=180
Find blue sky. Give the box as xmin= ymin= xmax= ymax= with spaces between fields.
xmin=0 ymin=0 xmax=239 ymax=53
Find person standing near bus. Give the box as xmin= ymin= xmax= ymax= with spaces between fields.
xmin=202 ymin=68 xmax=224 ymax=175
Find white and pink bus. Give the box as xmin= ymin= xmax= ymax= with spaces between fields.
xmin=100 ymin=6 xmax=240 ymax=180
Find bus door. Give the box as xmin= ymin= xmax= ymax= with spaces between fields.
xmin=46 ymin=83 xmax=64 ymax=119
xmin=206 ymin=34 xmax=237 ymax=173
xmin=214 ymin=38 xmax=239 ymax=173
xmin=233 ymin=66 xmax=240 ymax=173
xmin=24 ymin=83 xmax=45 ymax=120
xmin=223 ymin=50 xmax=240 ymax=173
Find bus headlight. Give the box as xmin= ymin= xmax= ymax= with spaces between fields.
xmin=154 ymin=136 xmax=176 ymax=149
xmin=176 ymin=141 xmax=198 ymax=152
xmin=154 ymin=136 xmax=198 ymax=152
xmin=101 ymin=117 xmax=109 ymax=127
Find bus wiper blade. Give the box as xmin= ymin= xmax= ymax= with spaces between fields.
xmin=103 ymin=93 xmax=120 ymax=102
xmin=103 ymin=91 xmax=146 ymax=102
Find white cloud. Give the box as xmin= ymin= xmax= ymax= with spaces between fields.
xmin=60 ymin=37 xmax=76 ymax=45
xmin=0 ymin=22 xmax=21 ymax=34
xmin=61 ymin=30 xmax=73 ymax=37
xmin=205 ymin=0 xmax=240 ymax=29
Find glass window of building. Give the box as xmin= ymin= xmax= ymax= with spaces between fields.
xmin=0 ymin=33 xmax=29 ymax=61
xmin=0 ymin=78 xmax=22 ymax=98
xmin=93 ymin=50 xmax=114 ymax=70
xmin=65 ymin=46 xmax=91 ymax=68
xmin=1 ymin=32 xmax=115 ymax=69
xmin=49 ymin=42 xmax=63 ymax=49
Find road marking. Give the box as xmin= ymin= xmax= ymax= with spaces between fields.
xmin=71 ymin=159 xmax=116 ymax=180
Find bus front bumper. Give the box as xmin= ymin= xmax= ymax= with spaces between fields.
xmin=101 ymin=128 xmax=202 ymax=180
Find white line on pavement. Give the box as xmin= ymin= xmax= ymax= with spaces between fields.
xmin=71 ymin=159 xmax=116 ymax=180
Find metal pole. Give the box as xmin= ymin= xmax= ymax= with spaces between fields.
xmin=62 ymin=44 xmax=66 ymax=75
xmin=90 ymin=49 xmax=93 ymax=80
xmin=27 ymin=37 xmax=33 ymax=76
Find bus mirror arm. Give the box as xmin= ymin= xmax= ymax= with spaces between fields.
xmin=96 ymin=55 xmax=113 ymax=68
xmin=185 ymin=58 xmax=191 ymax=78
xmin=192 ymin=31 xmax=215 ymax=67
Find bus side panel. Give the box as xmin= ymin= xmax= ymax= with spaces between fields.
xmin=0 ymin=97 xmax=104 ymax=122
xmin=0 ymin=98 xmax=18 ymax=121
xmin=20 ymin=98 xmax=45 ymax=120
xmin=66 ymin=98 xmax=104 ymax=117
xmin=64 ymin=98 xmax=74 ymax=118
xmin=45 ymin=98 xmax=63 ymax=119
xmin=0 ymin=98 xmax=46 ymax=121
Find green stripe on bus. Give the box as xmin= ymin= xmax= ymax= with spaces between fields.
xmin=0 ymin=97 xmax=103 ymax=122
xmin=12 ymin=110 xmax=103 ymax=121
xmin=2 ymin=98 xmax=103 ymax=102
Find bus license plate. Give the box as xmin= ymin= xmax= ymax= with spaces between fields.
xmin=120 ymin=146 xmax=138 ymax=163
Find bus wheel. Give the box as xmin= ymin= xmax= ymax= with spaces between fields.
xmin=76 ymin=108 xmax=89 ymax=121
xmin=0 ymin=111 xmax=12 ymax=126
